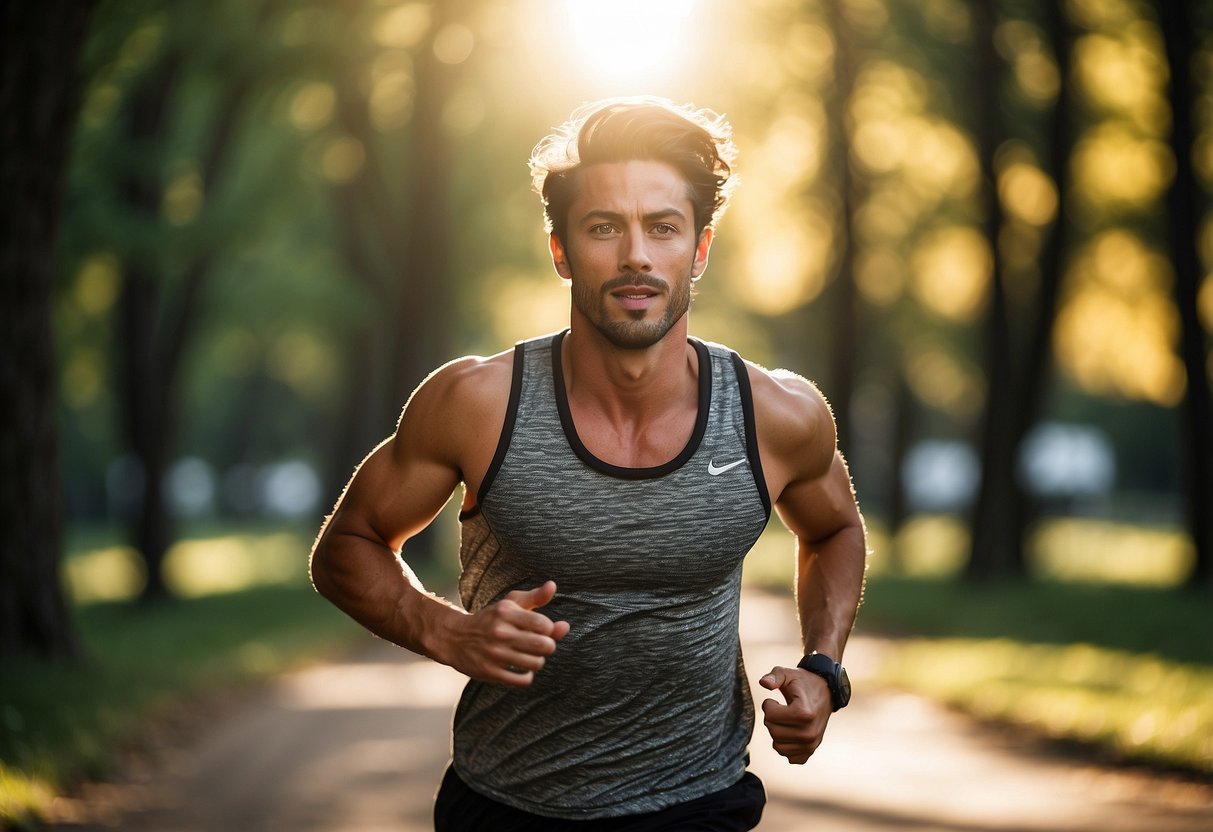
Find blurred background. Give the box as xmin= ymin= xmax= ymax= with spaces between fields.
xmin=3 ymin=0 xmax=1212 ymax=825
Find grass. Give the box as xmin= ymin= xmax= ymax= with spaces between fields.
xmin=743 ymin=514 xmax=1213 ymax=777
xmin=0 ymin=524 xmax=365 ymax=829
xmin=860 ymin=576 xmax=1213 ymax=775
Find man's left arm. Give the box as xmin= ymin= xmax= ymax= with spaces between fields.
xmin=753 ymin=372 xmax=868 ymax=765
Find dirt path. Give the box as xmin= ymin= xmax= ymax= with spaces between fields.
xmin=50 ymin=591 xmax=1213 ymax=831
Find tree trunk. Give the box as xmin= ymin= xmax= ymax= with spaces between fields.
xmin=966 ymin=0 xmax=1029 ymax=581
xmin=0 ymin=1 xmax=95 ymax=659
xmin=114 ymin=50 xmax=182 ymax=602
xmin=1157 ymin=0 xmax=1213 ymax=591
xmin=823 ymin=0 xmax=862 ymax=461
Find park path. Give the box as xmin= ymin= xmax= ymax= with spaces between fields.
xmin=50 ymin=590 xmax=1212 ymax=832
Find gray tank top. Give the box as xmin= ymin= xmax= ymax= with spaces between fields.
xmin=453 ymin=330 xmax=771 ymax=819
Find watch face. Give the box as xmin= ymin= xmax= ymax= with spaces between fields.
xmin=837 ymin=665 xmax=852 ymax=707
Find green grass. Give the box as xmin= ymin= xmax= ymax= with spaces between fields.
xmin=743 ymin=515 xmax=1213 ymax=777
xmin=1 ymin=525 xmax=364 ymax=829
xmin=860 ymin=575 xmax=1213 ymax=775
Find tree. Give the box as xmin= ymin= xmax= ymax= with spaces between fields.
xmin=823 ymin=0 xmax=864 ymax=462
xmin=100 ymin=2 xmax=283 ymax=599
xmin=0 ymin=1 xmax=96 ymax=658
xmin=966 ymin=0 xmax=1025 ymax=581
xmin=323 ymin=0 xmax=465 ymax=514
xmin=1156 ymin=0 xmax=1213 ymax=590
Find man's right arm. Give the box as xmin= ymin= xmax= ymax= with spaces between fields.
xmin=309 ymin=356 xmax=569 ymax=687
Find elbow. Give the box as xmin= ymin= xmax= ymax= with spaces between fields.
xmin=309 ymin=541 xmax=338 ymax=600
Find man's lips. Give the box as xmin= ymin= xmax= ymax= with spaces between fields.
xmin=611 ymin=285 xmax=659 ymax=311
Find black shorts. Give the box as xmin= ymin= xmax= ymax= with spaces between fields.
xmin=433 ymin=765 xmax=766 ymax=831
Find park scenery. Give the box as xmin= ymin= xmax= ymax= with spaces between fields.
xmin=4 ymin=0 xmax=1212 ymax=829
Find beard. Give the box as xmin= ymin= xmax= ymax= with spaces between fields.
xmin=570 ymin=271 xmax=693 ymax=350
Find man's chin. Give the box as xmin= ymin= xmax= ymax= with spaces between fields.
xmin=595 ymin=318 xmax=673 ymax=350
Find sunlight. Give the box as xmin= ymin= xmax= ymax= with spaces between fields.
xmin=562 ymin=0 xmax=695 ymax=83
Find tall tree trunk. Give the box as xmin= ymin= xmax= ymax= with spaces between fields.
xmin=325 ymin=1 xmax=464 ymax=566
xmin=392 ymin=1 xmax=460 ymax=406
xmin=113 ymin=33 xmax=258 ymax=601
xmin=1157 ymin=0 xmax=1213 ymax=591
xmin=114 ymin=51 xmax=182 ymax=601
xmin=966 ymin=0 xmax=1028 ymax=581
xmin=0 ymin=0 xmax=95 ymax=659
xmin=824 ymin=0 xmax=861 ymax=461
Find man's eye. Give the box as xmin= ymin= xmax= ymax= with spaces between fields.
xmin=652 ymin=223 xmax=677 ymax=235
xmin=589 ymin=224 xmax=616 ymax=235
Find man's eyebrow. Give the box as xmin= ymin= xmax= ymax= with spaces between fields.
xmin=576 ymin=207 xmax=690 ymax=225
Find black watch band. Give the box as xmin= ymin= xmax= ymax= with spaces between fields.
xmin=797 ymin=652 xmax=852 ymax=712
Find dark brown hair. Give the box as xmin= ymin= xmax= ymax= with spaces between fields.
xmin=529 ymin=96 xmax=738 ymax=244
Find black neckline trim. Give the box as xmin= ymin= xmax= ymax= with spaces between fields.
xmin=551 ymin=330 xmax=712 ymax=480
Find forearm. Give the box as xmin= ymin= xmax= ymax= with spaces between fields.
xmin=310 ymin=529 xmax=466 ymax=660
xmin=795 ymin=521 xmax=867 ymax=659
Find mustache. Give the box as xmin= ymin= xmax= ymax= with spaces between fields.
xmin=600 ymin=274 xmax=668 ymax=294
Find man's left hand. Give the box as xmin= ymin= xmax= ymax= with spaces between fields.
xmin=758 ymin=666 xmax=831 ymax=765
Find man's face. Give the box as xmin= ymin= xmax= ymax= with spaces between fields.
xmin=550 ymin=160 xmax=713 ymax=350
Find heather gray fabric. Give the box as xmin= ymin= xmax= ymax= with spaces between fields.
xmin=453 ymin=330 xmax=770 ymax=820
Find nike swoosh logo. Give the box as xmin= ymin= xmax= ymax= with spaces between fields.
xmin=708 ymin=458 xmax=746 ymax=476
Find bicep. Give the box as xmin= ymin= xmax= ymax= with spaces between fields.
xmin=774 ymin=451 xmax=862 ymax=547
xmin=332 ymin=431 xmax=461 ymax=553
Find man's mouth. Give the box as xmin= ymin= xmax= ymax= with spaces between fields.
xmin=612 ymin=286 xmax=659 ymax=310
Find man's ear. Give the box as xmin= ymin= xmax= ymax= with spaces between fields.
xmin=549 ymin=233 xmax=573 ymax=281
xmin=691 ymin=226 xmax=714 ymax=280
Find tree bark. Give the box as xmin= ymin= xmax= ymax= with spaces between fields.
xmin=1156 ymin=0 xmax=1213 ymax=591
xmin=823 ymin=0 xmax=862 ymax=461
xmin=0 ymin=1 xmax=95 ymax=659
xmin=966 ymin=0 xmax=1028 ymax=581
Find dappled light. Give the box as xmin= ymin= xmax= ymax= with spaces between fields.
xmin=372 ymin=3 xmax=432 ymax=49
xmin=731 ymin=205 xmax=833 ymax=316
xmin=485 ymin=268 xmax=568 ymax=345
xmin=368 ymin=53 xmax=416 ymax=131
xmin=905 ymin=344 xmax=983 ymax=420
xmin=1055 ymin=231 xmax=1186 ymax=405
xmin=996 ymin=20 xmax=1061 ymax=107
xmin=1071 ymin=124 xmax=1174 ymax=208
xmin=63 ymin=529 xmax=313 ymax=603
xmin=910 ymin=226 xmax=991 ymax=323
xmin=288 ymin=82 xmax=336 ymax=131
xmin=1072 ymin=29 xmax=1168 ymax=119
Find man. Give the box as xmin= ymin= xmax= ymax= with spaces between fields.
xmin=310 ymin=96 xmax=867 ymax=831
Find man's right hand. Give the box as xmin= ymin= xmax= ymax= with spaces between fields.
xmin=440 ymin=580 xmax=571 ymax=687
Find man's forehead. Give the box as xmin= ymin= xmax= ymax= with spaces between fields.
xmin=569 ymin=160 xmax=695 ymax=210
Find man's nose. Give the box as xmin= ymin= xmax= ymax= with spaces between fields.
xmin=618 ymin=230 xmax=653 ymax=273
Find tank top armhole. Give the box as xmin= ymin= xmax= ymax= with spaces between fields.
xmin=729 ymin=351 xmax=773 ymax=519
xmin=459 ymin=342 xmax=526 ymax=521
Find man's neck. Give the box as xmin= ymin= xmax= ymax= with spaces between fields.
xmin=561 ymin=318 xmax=698 ymax=430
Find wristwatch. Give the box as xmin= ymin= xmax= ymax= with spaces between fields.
xmin=797 ymin=652 xmax=851 ymax=712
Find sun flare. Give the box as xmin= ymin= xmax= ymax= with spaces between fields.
xmin=562 ymin=0 xmax=695 ymax=84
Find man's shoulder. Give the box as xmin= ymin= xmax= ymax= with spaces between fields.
xmin=416 ymin=349 xmax=516 ymax=409
xmin=731 ymin=355 xmax=836 ymax=475
xmin=398 ymin=348 xmax=516 ymax=438
xmin=730 ymin=355 xmax=827 ymax=416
